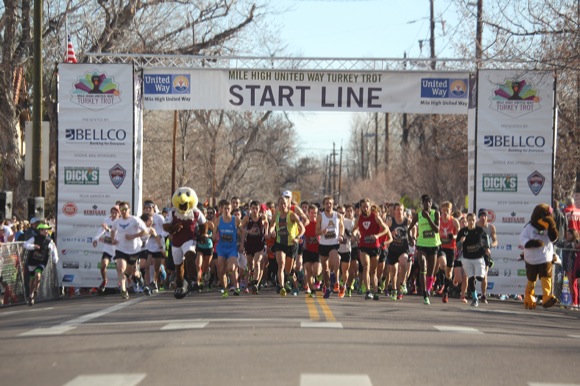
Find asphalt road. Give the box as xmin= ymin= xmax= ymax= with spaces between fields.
xmin=1 ymin=288 xmax=579 ymax=386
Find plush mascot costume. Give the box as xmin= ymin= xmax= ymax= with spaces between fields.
xmin=519 ymin=203 xmax=559 ymax=309
xmin=163 ymin=187 xmax=208 ymax=299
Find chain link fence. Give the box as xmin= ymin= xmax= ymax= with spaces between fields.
xmin=0 ymin=242 xmax=61 ymax=307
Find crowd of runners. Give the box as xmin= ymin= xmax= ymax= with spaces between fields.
xmin=93 ymin=191 xmax=502 ymax=307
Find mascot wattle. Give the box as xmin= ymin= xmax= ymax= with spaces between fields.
xmin=519 ymin=203 xmax=559 ymax=309
xmin=163 ymin=187 xmax=208 ymax=299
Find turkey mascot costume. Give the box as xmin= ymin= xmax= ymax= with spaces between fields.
xmin=519 ymin=203 xmax=559 ymax=309
xmin=163 ymin=187 xmax=208 ymax=299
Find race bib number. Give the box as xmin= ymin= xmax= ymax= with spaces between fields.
xmin=423 ymin=230 xmax=435 ymax=238
xmin=221 ymin=233 xmax=233 ymax=243
xmin=324 ymin=230 xmax=337 ymax=239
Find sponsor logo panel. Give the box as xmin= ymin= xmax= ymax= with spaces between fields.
xmin=420 ymin=78 xmax=468 ymax=99
xmin=482 ymin=174 xmax=518 ymax=192
xmin=64 ymin=166 xmax=99 ymax=185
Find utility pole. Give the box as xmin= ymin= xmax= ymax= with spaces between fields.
xmin=322 ymin=155 xmax=328 ymax=196
xmin=332 ymin=142 xmax=337 ymax=202
xmin=475 ymin=0 xmax=483 ymax=68
xmin=430 ymin=0 xmax=436 ymax=70
xmin=374 ymin=113 xmax=378 ymax=176
xmin=338 ymin=146 xmax=343 ymax=204
xmin=30 ymin=0 xmax=44 ymax=220
xmin=360 ymin=129 xmax=365 ymax=179
xmin=384 ymin=113 xmax=389 ymax=178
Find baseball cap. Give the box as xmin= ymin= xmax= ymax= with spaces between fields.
xmin=37 ymin=223 xmax=52 ymax=230
xmin=282 ymin=190 xmax=292 ymax=198
xmin=478 ymin=208 xmax=488 ymax=217
xmin=30 ymin=217 xmax=44 ymax=224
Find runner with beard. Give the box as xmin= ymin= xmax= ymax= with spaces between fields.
xmin=354 ymin=198 xmax=388 ymax=300
xmin=316 ymin=196 xmax=345 ymax=299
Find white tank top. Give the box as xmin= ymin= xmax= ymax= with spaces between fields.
xmin=319 ymin=211 xmax=340 ymax=246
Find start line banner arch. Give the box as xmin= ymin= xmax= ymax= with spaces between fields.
xmin=57 ymin=60 xmax=555 ymax=296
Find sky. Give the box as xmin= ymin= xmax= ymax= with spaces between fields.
xmin=272 ymin=0 xmax=465 ymax=156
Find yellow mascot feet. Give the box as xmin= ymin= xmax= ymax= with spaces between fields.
xmin=524 ymin=280 xmax=537 ymax=309
xmin=541 ymin=277 xmax=558 ymax=308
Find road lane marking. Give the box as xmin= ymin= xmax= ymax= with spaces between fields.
xmin=63 ymin=373 xmax=146 ymax=386
xmin=434 ymin=325 xmax=483 ymax=334
xmin=528 ymin=383 xmax=580 ymax=386
xmin=60 ymin=297 xmax=147 ymax=326
xmin=0 ymin=307 xmax=54 ymax=317
xmin=19 ymin=297 xmax=147 ymax=336
xmin=301 ymin=374 xmax=372 ymax=386
xmin=161 ymin=322 xmax=208 ymax=330
xmin=569 ymin=335 xmax=580 ymax=339
xmin=317 ymin=298 xmax=337 ymax=322
xmin=305 ymin=296 xmax=320 ymax=320
xmin=19 ymin=325 xmax=76 ymax=336
xmin=301 ymin=322 xmax=343 ymax=329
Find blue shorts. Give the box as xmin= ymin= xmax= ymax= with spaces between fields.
xmin=216 ymin=246 xmax=238 ymax=260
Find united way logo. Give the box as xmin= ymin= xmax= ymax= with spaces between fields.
xmin=527 ymin=170 xmax=545 ymax=196
xmin=173 ymin=75 xmax=190 ymax=93
xmin=109 ymin=163 xmax=126 ymax=189
xmin=71 ymin=72 xmax=121 ymax=111
xmin=490 ymin=79 xmax=541 ymax=118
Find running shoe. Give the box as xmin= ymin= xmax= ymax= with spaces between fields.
xmin=314 ymin=281 xmax=321 ymax=290
xmin=292 ymin=288 xmax=299 ymax=296
xmin=378 ymin=278 xmax=386 ymax=292
xmin=121 ymin=290 xmax=130 ymax=300
xmin=338 ymin=286 xmax=345 ymax=298
xmin=309 ymin=292 xmax=316 ymax=298
xmin=234 ymin=288 xmax=241 ymax=296
xmin=423 ymin=296 xmax=430 ymax=305
xmin=280 ymin=287 xmax=287 ymax=297
xmin=222 ymin=290 xmax=229 ymax=298
xmin=365 ymin=292 xmax=373 ymax=300
xmin=330 ymin=272 xmax=337 ymax=286
xmin=346 ymin=288 xmax=352 ymax=297
xmin=323 ymin=287 xmax=331 ymax=299
xmin=390 ymin=290 xmax=397 ymax=301
xmin=442 ymin=293 xmax=449 ymax=303
xmin=333 ymin=282 xmax=340 ymax=293
xmin=499 ymin=294 xmax=507 ymax=301
xmin=150 ymin=282 xmax=159 ymax=293
xmin=244 ymin=288 xmax=250 ymax=293
xmin=98 ymin=279 xmax=107 ymax=293
xmin=400 ymin=283 xmax=408 ymax=295
xmin=481 ymin=295 xmax=488 ymax=304
xmin=373 ymin=292 xmax=380 ymax=301
xmin=471 ymin=298 xmax=479 ymax=307
xmin=143 ymin=286 xmax=151 ymax=296
xmin=396 ymin=292 xmax=403 ymax=300
xmin=460 ymin=296 xmax=467 ymax=303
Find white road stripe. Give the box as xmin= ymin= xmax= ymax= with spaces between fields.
xmin=568 ymin=335 xmax=580 ymax=339
xmin=301 ymin=374 xmax=372 ymax=386
xmin=61 ymin=297 xmax=146 ymax=326
xmin=19 ymin=297 xmax=147 ymax=336
xmin=528 ymin=383 xmax=580 ymax=386
xmin=161 ymin=322 xmax=208 ymax=330
xmin=62 ymin=373 xmax=146 ymax=386
xmin=0 ymin=307 xmax=54 ymax=317
xmin=301 ymin=322 xmax=343 ymax=329
xmin=19 ymin=325 xmax=76 ymax=337
xmin=434 ymin=325 xmax=483 ymax=334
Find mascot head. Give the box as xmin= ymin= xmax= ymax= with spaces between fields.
xmin=530 ymin=203 xmax=558 ymax=242
xmin=172 ymin=187 xmax=199 ymax=216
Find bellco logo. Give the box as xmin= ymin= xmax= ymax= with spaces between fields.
xmin=483 ymin=135 xmax=545 ymax=148
xmin=65 ymin=128 xmax=127 ymax=142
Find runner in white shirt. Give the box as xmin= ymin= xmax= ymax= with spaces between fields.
xmin=143 ymin=200 xmax=167 ymax=292
xmin=110 ymin=201 xmax=148 ymax=300
xmin=316 ymin=196 xmax=345 ymax=299
xmin=92 ymin=205 xmax=120 ymax=294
